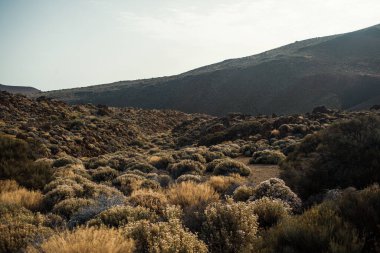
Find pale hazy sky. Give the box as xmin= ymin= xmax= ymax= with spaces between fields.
xmin=0 ymin=0 xmax=379 ymax=91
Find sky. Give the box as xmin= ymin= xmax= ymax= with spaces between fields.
xmin=0 ymin=0 xmax=380 ymax=91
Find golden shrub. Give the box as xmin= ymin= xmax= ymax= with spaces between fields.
xmin=0 ymin=180 xmax=20 ymax=193
xmin=27 ymin=226 xmax=135 ymax=253
xmin=0 ymin=183 xmax=43 ymax=211
xmin=128 ymin=189 xmax=168 ymax=214
xmin=207 ymin=174 xmax=246 ymax=196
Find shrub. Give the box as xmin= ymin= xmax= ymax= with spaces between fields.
xmin=52 ymin=198 xmax=95 ymax=219
xmin=202 ymin=199 xmax=258 ymax=253
xmin=176 ymin=174 xmax=203 ymax=184
xmin=112 ymin=174 xmax=145 ymax=195
xmin=207 ymin=174 xmax=245 ymax=196
xmin=27 ymin=226 xmax=135 ymax=253
xmin=167 ymin=182 xmax=219 ymax=232
xmin=1 ymin=223 xmax=53 ymax=253
xmin=281 ymin=115 xmax=380 ymax=199
xmin=88 ymin=205 xmax=158 ymax=227
xmin=91 ymin=166 xmax=119 ymax=182
xmin=233 ymin=185 xmax=255 ymax=202
xmin=256 ymin=205 xmax=364 ymax=253
xmin=52 ymin=156 xmax=82 ymax=168
xmin=249 ymin=178 xmax=302 ymax=212
xmin=43 ymin=185 xmax=82 ymax=210
xmin=67 ymin=195 xmax=126 ymax=227
xmin=167 ymin=160 xmax=205 ymax=179
xmin=124 ymin=219 xmax=208 ymax=253
xmin=0 ymin=138 xmax=53 ymax=190
xmin=333 ymin=184 xmax=380 ymax=252
xmin=128 ymin=162 xmax=156 ymax=173
xmin=212 ymin=159 xmax=251 ymax=176
xmin=251 ymin=197 xmax=290 ymax=229
xmin=127 ymin=189 xmax=168 ymax=215
xmin=157 ymin=174 xmax=172 ymax=188
xmin=148 ymin=155 xmax=175 ymax=170
xmin=250 ymin=150 xmax=286 ymax=165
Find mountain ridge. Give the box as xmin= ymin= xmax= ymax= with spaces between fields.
xmin=42 ymin=24 xmax=380 ymax=115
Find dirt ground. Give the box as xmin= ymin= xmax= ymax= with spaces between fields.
xmin=234 ymin=156 xmax=280 ymax=184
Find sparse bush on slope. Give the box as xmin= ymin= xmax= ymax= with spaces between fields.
xmin=167 ymin=160 xmax=205 ymax=179
xmin=250 ymin=150 xmax=285 ymax=164
xmin=281 ymin=115 xmax=380 ymax=199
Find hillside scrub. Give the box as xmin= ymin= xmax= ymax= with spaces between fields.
xmin=281 ymin=115 xmax=380 ymax=199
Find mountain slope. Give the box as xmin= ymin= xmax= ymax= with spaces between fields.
xmin=0 ymin=84 xmax=40 ymax=95
xmin=43 ymin=24 xmax=380 ymax=115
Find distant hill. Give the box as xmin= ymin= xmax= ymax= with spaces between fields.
xmin=0 ymin=84 xmax=40 ymax=95
xmin=42 ymin=24 xmax=380 ymax=115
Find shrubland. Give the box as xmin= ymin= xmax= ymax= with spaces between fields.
xmin=0 ymin=91 xmax=379 ymax=252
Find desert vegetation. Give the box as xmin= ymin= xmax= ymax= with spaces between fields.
xmin=0 ymin=91 xmax=379 ymax=252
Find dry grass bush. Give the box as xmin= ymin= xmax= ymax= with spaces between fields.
xmin=250 ymin=150 xmax=286 ymax=165
xmin=123 ymin=219 xmax=208 ymax=253
xmin=209 ymin=142 xmax=241 ymax=157
xmin=91 ymin=166 xmax=120 ymax=182
xmin=251 ymin=197 xmax=290 ymax=229
xmin=127 ymin=189 xmax=168 ymax=215
xmin=233 ymin=185 xmax=255 ymax=201
xmin=167 ymin=159 xmax=205 ymax=179
xmin=88 ymin=205 xmax=158 ymax=227
xmin=206 ymin=158 xmax=250 ymax=177
xmin=27 ymin=226 xmax=135 ymax=253
xmin=202 ymin=198 xmax=258 ymax=253
xmin=0 ymin=187 xmax=43 ymax=211
xmin=52 ymin=198 xmax=95 ymax=219
xmin=167 ymin=181 xmax=219 ymax=232
xmin=0 ymin=179 xmax=20 ymax=193
xmin=176 ymin=174 xmax=203 ymax=184
xmin=255 ymin=204 xmax=364 ymax=253
xmin=207 ymin=174 xmax=246 ymax=196
xmin=249 ymin=178 xmax=302 ymax=212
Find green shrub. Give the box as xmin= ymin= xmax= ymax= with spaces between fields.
xmin=256 ymin=205 xmax=364 ymax=253
xmin=167 ymin=160 xmax=205 ymax=179
xmin=281 ymin=115 xmax=380 ymax=199
xmin=250 ymin=150 xmax=286 ymax=165
xmin=124 ymin=219 xmax=208 ymax=253
xmin=202 ymin=199 xmax=258 ymax=253
xmin=249 ymin=178 xmax=301 ymax=212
